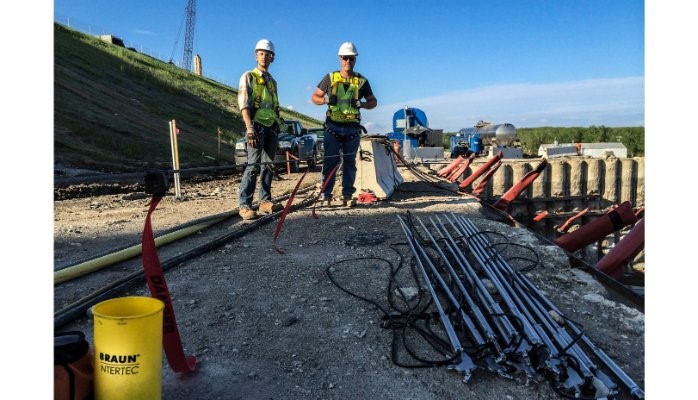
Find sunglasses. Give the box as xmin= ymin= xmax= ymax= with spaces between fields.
xmin=340 ymin=56 xmax=356 ymax=61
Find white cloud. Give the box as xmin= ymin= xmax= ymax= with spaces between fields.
xmin=132 ymin=29 xmax=156 ymax=36
xmin=362 ymin=77 xmax=644 ymax=133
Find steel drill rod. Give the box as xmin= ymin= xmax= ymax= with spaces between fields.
xmin=453 ymin=217 xmax=568 ymax=355
xmin=457 ymin=216 xmax=620 ymax=396
xmin=431 ymin=214 xmax=519 ymax=347
xmin=456 ymin=217 xmax=594 ymax=368
xmin=510 ymin=255 xmax=644 ymax=400
xmin=458 ymin=217 xmax=599 ymax=373
xmin=397 ymin=216 xmax=477 ymax=382
xmin=408 ymin=217 xmax=486 ymax=348
xmin=446 ymin=214 xmax=569 ymax=384
xmin=444 ymin=214 xmax=544 ymax=348
xmin=417 ymin=216 xmax=515 ymax=374
xmin=441 ymin=215 xmax=547 ymax=381
xmin=453 ymin=215 xmax=596 ymax=395
xmin=414 ymin=216 xmax=495 ymax=346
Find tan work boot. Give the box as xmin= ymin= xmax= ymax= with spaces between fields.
xmin=258 ymin=201 xmax=274 ymax=215
xmin=341 ymin=195 xmax=356 ymax=207
xmin=239 ymin=206 xmax=257 ymax=220
xmin=318 ymin=194 xmax=332 ymax=207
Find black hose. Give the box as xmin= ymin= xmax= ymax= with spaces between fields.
xmin=54 ymin=194 xmax=316 ymax=329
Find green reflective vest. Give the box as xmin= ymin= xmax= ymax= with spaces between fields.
xmin=327 ymin=71 xmax=366 ymax=123
xmin=250 ymin=68 xmax=281 ymax=127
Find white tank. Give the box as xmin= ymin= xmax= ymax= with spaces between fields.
xmin=476 ymin=123 xmax=517 ymax=146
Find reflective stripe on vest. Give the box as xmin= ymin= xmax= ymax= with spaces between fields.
xmin=328 ymin=71 xmax=365 ymax=123
xmin=250 ymin=68 xmax=280 ymax=127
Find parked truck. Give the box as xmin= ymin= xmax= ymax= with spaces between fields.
xmin=234 ymin=120 xmax=319 ymax=172
xmin=450 ymin=121 xmax=521 ymax=158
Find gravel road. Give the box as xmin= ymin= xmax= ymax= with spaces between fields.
xmin=52 ymin=166 xmax=645 ymax=400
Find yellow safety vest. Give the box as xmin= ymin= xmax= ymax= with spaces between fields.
xmin=250 ymin=68 xmax=281 ymax=127
xmin=327 ymin=71 xmax=366 ymax=123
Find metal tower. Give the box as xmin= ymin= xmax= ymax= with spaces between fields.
xmin=182 ymin=0 xmax=196 ymax=71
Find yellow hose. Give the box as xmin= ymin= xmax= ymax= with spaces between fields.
xmin=54 ymin=215 xmax=228 ymax=285
xmin=54 ymin=178 xmax=318 ymax=285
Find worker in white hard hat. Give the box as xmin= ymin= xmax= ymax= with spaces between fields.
xmin=311 ymin=41 xmax=378 ymax=207
xmin=237 ymin=39 xmax=282 ymax=220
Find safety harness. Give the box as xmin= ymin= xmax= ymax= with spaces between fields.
xmin=249 ymin=68 xmax=281 ymax=127
xmin=325 ymin=124 xmax=365 ymax=144
xmin=327 ymin=71 xmax=365 ymax=123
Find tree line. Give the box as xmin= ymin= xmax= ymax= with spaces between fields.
xmin=442 ymin=126 xmax=644 ymax=157
xmin=515 ymin=126 xmax=645 ymax=157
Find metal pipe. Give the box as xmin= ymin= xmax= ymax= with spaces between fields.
xmin=457 ymin=216 xmax=622 ymax=398
xmin=416 ymin=216 xmax=513 ymax=377
xmin=412 ymin=217 xmax=489 ymax=347
xmin=445 ymin=214 xmax=543 ymax=348
xmin=431 ymin=215 xmax=519 ymax=347
xmin=397 ymin=216 xmax=477 ymax=382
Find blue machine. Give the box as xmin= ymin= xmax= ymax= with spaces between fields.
xmin=386 ymin=107 xmax=429 ymax=149
xmin=449 ymin=128 xmax=482 ymax=158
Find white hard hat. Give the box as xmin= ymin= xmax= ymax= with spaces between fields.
xmin=255 ymin=39 xmax=275 ymax=54
xmin=338 ymin=42 xmax=358 ymax=56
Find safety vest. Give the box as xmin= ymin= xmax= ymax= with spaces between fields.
xmin=249 ymin=68 xmax=281 ymax=127
xmin=327 ymin=71 xmax=366 ymax=123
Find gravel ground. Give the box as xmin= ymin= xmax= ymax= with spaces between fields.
xmin=51 ymin=166 xmax=645 ymax=400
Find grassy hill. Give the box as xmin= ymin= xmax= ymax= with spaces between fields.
xmin=54 ymin=23 xmax=323 ymax=173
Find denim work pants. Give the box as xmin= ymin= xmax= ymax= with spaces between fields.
xmin=321 ymin=121 xmax=362 ymax=198
xmin=239 ymin=123 xmax=279 ymax=208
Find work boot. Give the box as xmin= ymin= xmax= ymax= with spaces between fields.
xmin=318 ymin=194 xmax=332 ymax=207
xmin=341 ymin=195 xmax=356 ymax=207
xmin=239 ymin=206 xmax=257 ymax=220
xmin=258 ymin=201 xmax=274 ymax=215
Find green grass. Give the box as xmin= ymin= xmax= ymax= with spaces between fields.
xmin=54 ymin=23 xmax=323 ymax=172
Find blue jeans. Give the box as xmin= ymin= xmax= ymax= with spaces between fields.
xmin=321 ymin=121 xmax=362 ymax=198
xmin=239 ymin=123 xmax=278 ymax=208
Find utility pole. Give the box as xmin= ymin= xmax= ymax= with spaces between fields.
xmin=182 ymin=0 xmax=196 ymax=71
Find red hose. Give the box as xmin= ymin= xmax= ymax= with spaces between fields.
xmin=447 ymin=153 xmax=476 ymax=182
xmin=595 ymin=218 xmax=644 ymax=278
xmin=438 ymin=154 xmax=465 ymax=177
xmin=557 ymin=208 xmax=590 ymax=234
xmin=458 ymin=150 xmax=502 ymax=190
xmin=492 ymin=159 xmax=547 ymax=211
xmin=471 ymin=161 xmax=502 ymax=197
xmin=553 ymin=201 xmax=638 ymax=252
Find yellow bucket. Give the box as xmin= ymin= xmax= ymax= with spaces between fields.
xmin=93 ymin=296 xmax=165 ymax=400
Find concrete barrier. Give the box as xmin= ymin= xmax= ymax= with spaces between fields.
xmin=464 ymin=156 xmax=645 ymax=211
xmin=455 ymin=155 xmax=645 ymax=265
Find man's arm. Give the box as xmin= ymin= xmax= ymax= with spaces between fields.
xmin=359 ymin=79 xmax=377 ymax=109
xmin=238 ymin=72 xmax=256 ymax=146
xmin=361 ymin=94 xmax=377 ymax=110
xmin=311 ymin=75 xmax=331 ymax=105
xmin=311 ymin=87 xmax=328 ymax=105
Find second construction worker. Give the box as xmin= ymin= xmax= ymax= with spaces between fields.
xmin=311 ymin=41 xmax=377 ymax=206
xmin=237 ymin=39 xmax=282 ymax=220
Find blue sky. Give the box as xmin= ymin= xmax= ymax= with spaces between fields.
xmin=52 ymin=0 xmax=645 ymax=133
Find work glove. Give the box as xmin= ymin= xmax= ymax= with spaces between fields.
xmin=327 ymin=95 xmax=337 ymax=106
xmin=353 ymin=100 xmax=362 ymax=109
xmin=246 ymin=127 xmax=257 ymax=148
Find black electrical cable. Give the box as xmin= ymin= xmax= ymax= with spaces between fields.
xmin=54 ymin=195 xmax=315 ymax=329
xmin=379 ymin=139 xmax=461 ymax=196
xmin=325 ymin=245 xmax=468 ymax=369
xmin=54 ymin=209 xmax=235 ymax=272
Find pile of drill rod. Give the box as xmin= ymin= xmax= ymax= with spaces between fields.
xmin=396 ymin=212 xmax=644 ymax=400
